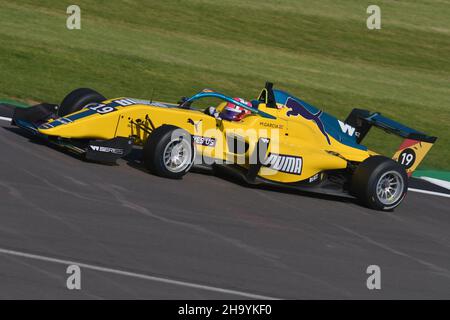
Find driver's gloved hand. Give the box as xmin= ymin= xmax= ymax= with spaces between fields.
xmin=205 ymin=106 xmax=221 ymax=120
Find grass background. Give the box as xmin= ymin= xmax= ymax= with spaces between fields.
xmin=0 ymin=0 xmax=448 ymax=169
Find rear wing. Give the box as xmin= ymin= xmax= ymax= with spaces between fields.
xmin=345 ymin=108 xmax=437 ymax=176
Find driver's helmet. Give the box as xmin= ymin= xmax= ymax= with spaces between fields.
xmin=219 ymin=97 xmax=252 ymax=121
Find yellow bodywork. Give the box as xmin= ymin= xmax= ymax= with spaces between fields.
xmin=38 ymin=97 xmax=373 ymax=183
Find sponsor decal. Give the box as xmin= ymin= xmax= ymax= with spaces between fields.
xmin=285 ymin=97 xmax=331 ymax=144
xmin=263 ymin=153 xmax=302 ymax=175
xmin=89 ymin=145 xmax=124 ymax=154
xmin=187 ymin=118 xmax=202 ymax=132
xmin=259 ymin=121 xmax=283 ymax=129
xmin=338 ymin=120 xmax=356 ymax=136
xmin=193 ymin=135 xmax=216 ymax=147
xmin=309 ymin=173 xmax=320 ymax=183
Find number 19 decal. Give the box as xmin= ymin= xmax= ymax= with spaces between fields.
xmin=86 ymin=99 xmax=136 ymax=114
xmin=398 ymin=148 xmax=416 ymax=169
xmin=87 ymin=104 xmax=116 ymax=114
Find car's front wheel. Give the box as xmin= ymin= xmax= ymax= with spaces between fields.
xmin=351 ymin=156 xmax=408 ymax=211
xmin=143 ymin=125 xmax=195 ymax=179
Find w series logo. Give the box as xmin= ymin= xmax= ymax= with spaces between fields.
xmin=90 ymin=145 xmax=123 ymax=154
xmin=263 ymin=153 xmax=302 ymax=175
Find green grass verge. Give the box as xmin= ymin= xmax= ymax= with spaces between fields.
xmin=0 ymin=0 xmax=448 ymax=169
xmin=0 ymin=99 xmax=29 ymax=108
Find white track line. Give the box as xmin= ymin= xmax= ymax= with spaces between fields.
xmin=419 ymin=177 xmax=450 ymax=191
xmin=408 ymin=188 xmax=450 ymax=198
xmin=0 ymin=116 xmax=12 ymax=122
xmin=0 ymin=247 xmax=278 ymax=300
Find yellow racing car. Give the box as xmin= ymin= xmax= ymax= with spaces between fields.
xmin=12 ymin=82 xmax=436 ymax=210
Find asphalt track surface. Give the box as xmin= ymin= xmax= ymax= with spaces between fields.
xmin=0 ymin=112 xmax=449 ymax=299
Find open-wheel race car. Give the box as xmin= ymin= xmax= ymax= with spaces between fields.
xmin=12 ymin=82 xmax=436 ymax=210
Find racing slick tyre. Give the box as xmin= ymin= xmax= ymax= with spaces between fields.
xmin=57 ymin=88 xmax=106 ymax=117
xmin=143 ymin=125 xmax=195 ymax=179
xmin=351 ymin=156 xmax=408 ymax=211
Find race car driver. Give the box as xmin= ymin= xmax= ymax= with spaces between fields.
xmin=205 ymin=97 xmax=252 ymax=121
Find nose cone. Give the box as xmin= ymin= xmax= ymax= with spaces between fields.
xmin=37 ymin=117 xmax=79 ymax=137
xmin=37 ymin=108 xmax=119 ymax=140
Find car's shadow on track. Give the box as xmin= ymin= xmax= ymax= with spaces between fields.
xmin=3 ymin=124 xmax=358 ymax=208
xmin=211 ymin=164 xmax=356 ymax=206
xmin=2 ymin=126 xmax=116 ymax=165
xmin=2 ymin=126 xmax=68 ymax=154
xmin=123 ymin=149 xmax=356 ymax=207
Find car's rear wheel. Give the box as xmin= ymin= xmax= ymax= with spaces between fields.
xmin=351 ymin=156 xmax=408 ymax=211
xmin=143 ymin=125 xmax=195 ymax=179
xmin=58 ymin=88 xmax=106 ymax=117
